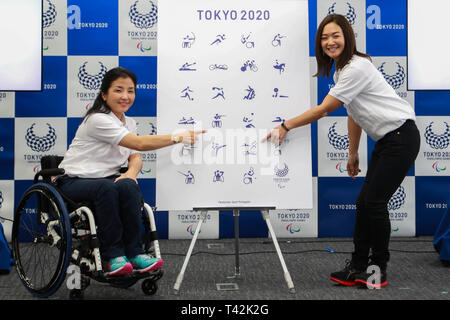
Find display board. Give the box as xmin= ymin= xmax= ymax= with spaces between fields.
xmin=0 ymin=0 xmax=42 ymax=91
xmin=156 ymin=0 xmax=313 ymax=211
xmin=407 ymin=0 xmax=450 ymax=90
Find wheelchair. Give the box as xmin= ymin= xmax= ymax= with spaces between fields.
xmin=11 ymin=156 xmax=163 ymax=299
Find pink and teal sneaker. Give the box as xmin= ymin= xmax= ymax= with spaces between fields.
xmin=105 ymin=256 xmax=133 ymax=277
xmin=129 ymin=255 xmax=163 ymax=274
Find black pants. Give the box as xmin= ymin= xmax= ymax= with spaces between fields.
xmin=352 ymin=120 xmax=420 ymax=271
xmin=58 ymin=175 xmax=144 ymax=261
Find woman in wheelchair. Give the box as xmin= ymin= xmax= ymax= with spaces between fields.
xmin=56 ymin=67 xmax=205 ymax=277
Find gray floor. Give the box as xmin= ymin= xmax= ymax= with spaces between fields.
xmin=1 ymin=236 xmax=449 ymax=303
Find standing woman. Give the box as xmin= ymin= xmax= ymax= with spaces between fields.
xmin=265 ymin=14 xmax=419 ymax=288
xmin=58 ymin=67 xmax=205 ymax=276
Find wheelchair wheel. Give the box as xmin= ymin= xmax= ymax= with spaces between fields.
xmin=12 ymin=183 xmax=72 ymax=298
xmin=142 ymin=279 xmax=158 ymax=295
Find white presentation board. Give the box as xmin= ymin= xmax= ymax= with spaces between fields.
xmin=0 ymin=0 xmax=42 ymax=91
xmin=156 ymin=0 xmax=312 ymax=211
xmin=407 ymin=0 xmax=450 ymax=90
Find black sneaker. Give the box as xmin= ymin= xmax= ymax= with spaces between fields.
xmin=330 ymin=260 xmax=365 ymax=286
xmin=354 ymin=266 xmax=388 ymax=288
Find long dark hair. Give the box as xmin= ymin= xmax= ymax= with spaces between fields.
xmin=314 ymin=14 xmax=370 ymax=78
xmin=83 ymin=67 xmax=137 ymax=121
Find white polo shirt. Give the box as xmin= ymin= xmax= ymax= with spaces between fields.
xmin=59 ymin=112 xmax=139 ymax=178
xmin=329 ymin=55 xmax=415 ymax=141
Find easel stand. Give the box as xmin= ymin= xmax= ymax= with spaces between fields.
xmin=173 ymin=207 xmax=296 ymax=294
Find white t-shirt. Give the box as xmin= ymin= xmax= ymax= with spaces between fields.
xmin=59 ymin=112 xmax=139 ymax=178
xmin=328 ymin=55 xmax=415 ymax=141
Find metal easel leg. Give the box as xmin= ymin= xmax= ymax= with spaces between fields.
xmin=173 ymin=210 xmax=208 ymax=295
xmin=261 ymin=209 xmax=296 ymax=293
xmin=233 ymin=209 xmax=240 ymax=277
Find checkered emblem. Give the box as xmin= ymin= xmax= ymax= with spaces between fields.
xmin=129 ymin=0 xmax=158 ymax=29
xmin=25 ymin=123 xmax=57 ymax=152
xmin=378 ymin=62 xmax=405 ymax=90
xmin=0 ymin=191 xmax=3 ymax=209
xmin=274 ymin=163 xmax=289 ymax=177
xmin=78 ymin=62 xmax=108 ymax=90
xmin=43 ymin=0 xmax=57 ymax=28
xmin=328 ymin=2 xmax=356 ymax=25
xmin=388 ymin=186 xmax=406 ymax=211
xmin=328 ymin=122 xmax=349 ymax=150
xmin=424 ymin=122 xmax=450 ymax=149
xmin=149 ymin=122 xmax=157 ymax=135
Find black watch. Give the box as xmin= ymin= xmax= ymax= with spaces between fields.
xmin=281 ymin=122 xmax=290 ymax=132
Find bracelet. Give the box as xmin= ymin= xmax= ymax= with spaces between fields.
xmin=281 ymin=122 xmax=290 ymax=132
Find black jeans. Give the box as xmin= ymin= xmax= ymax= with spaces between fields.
xmin=352 ymin=120 xmax=420 ymax=271
xmin=58 ymin=175 xmax=144 ymax=261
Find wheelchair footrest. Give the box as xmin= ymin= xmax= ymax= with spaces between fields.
xmin=89 ymin=269 xmax=163 ymax=285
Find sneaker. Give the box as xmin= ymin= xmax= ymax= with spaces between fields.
xmin=105 ymin=256 xmax=133 ymax=277
xmin=330 ymin=260 xmax=365 ymax=286
xmin=354 ymin=266 xmax=388 ymax=288
xmin=129 ymin=254 xmax=163 ymax=274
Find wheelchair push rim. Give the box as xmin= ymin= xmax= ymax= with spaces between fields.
xmin=12 ymin=183 xmax=72 ymax=298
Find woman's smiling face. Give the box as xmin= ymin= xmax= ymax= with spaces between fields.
xmin=321 ymin=22 xmax=345 ymax=61
xmin=101 ymin=76 xmax=136 ymax=119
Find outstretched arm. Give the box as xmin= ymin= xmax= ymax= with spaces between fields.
xmin=264 ymin=94 xmax=343 ymax=144
xmin=118 ymin=130 xmax=207 ymax=151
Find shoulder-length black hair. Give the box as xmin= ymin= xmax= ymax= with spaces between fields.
xmin=314 ymin=14 xmax=370 ymax=78
xmin=83 ymin=67 xmax=137 ymax=121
